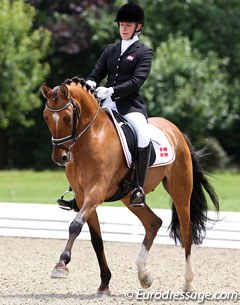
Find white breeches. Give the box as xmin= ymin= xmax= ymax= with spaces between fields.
xmin=122 ymin=112 xmax=150 ymax=148
xmin=102 ymin=97 xmax=150 ymax=148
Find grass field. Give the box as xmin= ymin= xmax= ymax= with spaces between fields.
xmin=0 ymin=170 xmax=239 ymax=211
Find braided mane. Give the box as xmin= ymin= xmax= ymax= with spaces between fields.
xmin=64 ymin=77 xmax=94 ymax=93
xmin=64 ymin=76 xmax=99 ymax=101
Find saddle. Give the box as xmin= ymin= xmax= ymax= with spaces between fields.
xmin=106 ymin=109 xmax=156 ymax=167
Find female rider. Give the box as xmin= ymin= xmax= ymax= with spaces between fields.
xmin=59 ymin=2 xmax=153 ymax=209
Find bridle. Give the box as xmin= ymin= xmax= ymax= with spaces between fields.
xmin=45 ymin=96 xmax=100 ymax=151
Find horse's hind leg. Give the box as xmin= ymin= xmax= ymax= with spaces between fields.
xmin=87 ymin=211 xmax=111 ymax=296
xmin=123 ymin=200 xmax=162 ymax=288
xmin=176 ymin=204 xmax=194 ymax=291
xmin=163 ymin=176 xmax=194 ymax=291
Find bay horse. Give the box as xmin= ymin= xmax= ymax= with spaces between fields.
xmin=41 ymin=77 xmax=219 ymax=296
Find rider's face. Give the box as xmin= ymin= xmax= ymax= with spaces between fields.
xmin=119 ymin=22 xmax=141 ymax=40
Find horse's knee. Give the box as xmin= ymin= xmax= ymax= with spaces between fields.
xmin=69 ymin=218 xmax=83 ymax=236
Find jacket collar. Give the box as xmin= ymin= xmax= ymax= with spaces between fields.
xmin=119 ymin=40 xmax=140 ymax=57
xmin=121 ymin=35 xmax=139 ymax=55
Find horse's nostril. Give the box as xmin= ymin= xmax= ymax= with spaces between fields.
xmin=61 ymin=151 xmax=71 ymax=164
xmin=62 ymin=155 xmax=68 ymax=163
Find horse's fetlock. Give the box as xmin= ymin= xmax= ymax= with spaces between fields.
xmin=60 ymin=251 xmax=71 ymax=265
xmin=101 ymin=268 xmax=111 ymax=284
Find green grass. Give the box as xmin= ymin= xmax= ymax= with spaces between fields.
xmin=0 ymin=170 xmax=68 ymax=205
xmin=143 ymin=170 xmax=240 ymax=211
xmin=0 ymin=170 xmax=239 ymax=211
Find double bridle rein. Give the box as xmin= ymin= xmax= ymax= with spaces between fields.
xmin=45 ymin=96 xmax=100 ymax=150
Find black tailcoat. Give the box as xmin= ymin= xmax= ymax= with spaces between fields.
xmin=87 ymin=40 xmax=153 ymax=118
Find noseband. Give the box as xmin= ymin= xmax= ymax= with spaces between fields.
xmin=45 ymin=97 xmax=100 ymax=150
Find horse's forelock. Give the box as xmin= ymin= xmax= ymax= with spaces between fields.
xmin=52 ymin=87 xmax=60 ymax=103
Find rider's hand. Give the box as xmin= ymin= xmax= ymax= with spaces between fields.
xmin=86 ymin=80 xmax=97 ymax=90
xmin=96 ymin=87 xmax=114 ymax=100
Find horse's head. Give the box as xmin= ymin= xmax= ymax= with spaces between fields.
xmin=41 ymin=83 xmax=80 ymax=166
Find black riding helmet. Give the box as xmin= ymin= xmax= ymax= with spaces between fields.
xmin=115 ymin=2 xmax=145 ymax=25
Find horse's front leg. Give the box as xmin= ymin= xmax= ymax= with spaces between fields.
xmin=51 ymin=209 xmax=85 ymax=278
xmin=87 ymin=210 xmax=111 ymax=296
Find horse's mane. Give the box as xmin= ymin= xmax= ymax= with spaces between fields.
xmin=64 ymin=77 xmax=94 ymax=93
xmin=63 ymin=76 xmax=99 ymax=101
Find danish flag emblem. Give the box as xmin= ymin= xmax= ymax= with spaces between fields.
xmin=127 ymin=55 xmax=134 ymax=61
xmin=159 ymin=147 xmax=169 ymax=157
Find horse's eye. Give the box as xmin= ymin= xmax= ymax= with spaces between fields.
xmin=63 ymin=116 xmax=71 ymax=124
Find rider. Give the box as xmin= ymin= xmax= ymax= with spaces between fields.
xmin=58 ymin=2 xmax=153 ymax=209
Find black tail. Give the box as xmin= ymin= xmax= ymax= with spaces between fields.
xmin=169 ymin=135 xmax=219 ymax=245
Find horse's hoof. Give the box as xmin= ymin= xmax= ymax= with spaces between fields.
xmin=51 ymin=266 xmax=69 ymax=279
xmin=139 ymin=271 xmax=153 ymax=289
xmin=96 ymin=289 xmax=111 ymax=297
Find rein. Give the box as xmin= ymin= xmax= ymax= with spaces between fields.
xmin=45 ymin=96 xmax=100 ymax=150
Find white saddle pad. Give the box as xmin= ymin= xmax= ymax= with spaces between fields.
xmin=103 ymin=107 xmax=175 ymax=168
xmin=148 ymin=123 xmax=175 ymax=167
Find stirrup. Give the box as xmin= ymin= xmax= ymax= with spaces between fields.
xmin=57 ymin=198 xmax=79 ymax=212
xmin=57 ymin=188 xmax=79 ymax=212
xmin=130 ymin=187 xmax=146 ymax=208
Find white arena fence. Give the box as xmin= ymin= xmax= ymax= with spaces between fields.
xmin=0 ymin=202 xmax=240 ymax=249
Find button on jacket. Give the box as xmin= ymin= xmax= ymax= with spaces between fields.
xmin=87 ymin=40 xmax=153 ymax=118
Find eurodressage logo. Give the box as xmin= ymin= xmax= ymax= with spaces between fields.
xmin=124 ymin=289 xmax=240 ymax=303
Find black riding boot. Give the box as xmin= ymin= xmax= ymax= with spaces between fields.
xmin=130 ymin=143 xmax=151 ymax=208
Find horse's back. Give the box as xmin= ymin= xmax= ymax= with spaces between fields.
xmin=148 ymin=117 xmax=184 ymax=147
xmin=149 ymin=117 xmax=179 ymax=132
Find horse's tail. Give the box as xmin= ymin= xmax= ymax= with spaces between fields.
xmin=169 ymin=135 xmax=219 ymax=245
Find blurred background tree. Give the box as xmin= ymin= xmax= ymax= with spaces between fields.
xmin=1 ymin=0 xmax=239 ymax=169
xmin=0 ymin=0 xmax=51 ymax=168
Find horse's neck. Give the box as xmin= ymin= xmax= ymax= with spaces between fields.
xmin=71 ymin=86 xmax=107 ymax=133
xmin=72 ymin=86 xmax=97 ymax=117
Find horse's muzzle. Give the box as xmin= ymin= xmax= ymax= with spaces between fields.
xmin=52 ymin=148 xmax=71 ymax=166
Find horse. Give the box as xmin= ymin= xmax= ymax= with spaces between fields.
xmin=41 ymin=77 xmax=219 ymax=296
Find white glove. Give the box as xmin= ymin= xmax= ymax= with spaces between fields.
xmin=86 ymin=80 xmax=97 ymax=90
xmin=102 ymin=96 xmax=117 ymax=111
xmin=96 ymin=87 xmax=114 ymax=100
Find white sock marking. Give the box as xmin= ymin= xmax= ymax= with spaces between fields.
xmin=136 ymin=245 xmax=149 ymax=275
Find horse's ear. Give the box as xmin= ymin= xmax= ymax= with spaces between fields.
xmin=60 ymin=83 xmax=69 ymax=100
xmin=41 ymin=83 xmax=52 ymax=98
